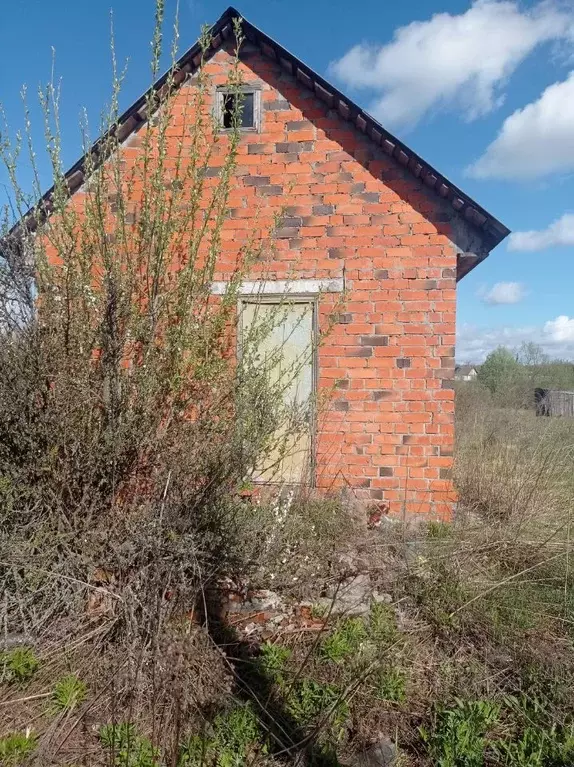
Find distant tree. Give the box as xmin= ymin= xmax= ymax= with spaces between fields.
xmin=516 ymin=341 xmax=549 ymax=366
xmin=478 ymin=346 xmax=521 ymax=393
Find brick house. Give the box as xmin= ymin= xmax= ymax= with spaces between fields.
xmin=23 ymin=7 xmax=509 ymax=517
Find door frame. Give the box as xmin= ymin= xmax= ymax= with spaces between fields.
xmin=237 ymin=294 xmax=318 ymax=486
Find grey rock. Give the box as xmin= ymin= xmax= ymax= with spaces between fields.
xmin=345 ymin=735 xmax=398 ymax=767
xmin=322 ymin=574 xmax=373 ymax=616
xmin=372 ymin=591 xmax=393 ymax=604
xmin=248 ymin=590 xmax=284 ymax=611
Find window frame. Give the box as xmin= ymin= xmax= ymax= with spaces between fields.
xmin=215 ymin=84 xmax=262 ymax=133
xmin=238 ymin=294 xmax=318 ymax=486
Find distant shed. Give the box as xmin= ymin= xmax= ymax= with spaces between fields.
xmin=535 ymin=388 xmax=574 ymax=417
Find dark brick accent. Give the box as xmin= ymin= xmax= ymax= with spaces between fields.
xmin=274 ymin=227 xmax=299 ymax=239
xmin=373 ymin=390 xmax=392 ymax=401
xmin=125 ymin=212 xmax=136 ymax=224
xmin=374 ymin=269 xmax=389 ymax=280
xmin=334 ymin=400 xmax=349 ymax=412
xmin=379 ymin=466 xmax=393 ymax=477
xmin=336 ymin=379 xmax=350 ymax=390
xmin=248 ymin=144 xmax=267 ymax=154
xmin=286 ymin=120 xmax=308 ymax=130
xmin=396 ymin=358 xmax=411 ymax=368
xmin=337 ymin=313 xmax=353 ymax=324
xmin=424 ymin=279 xmax=437 ymax=290
xmin=202 ymin=167 xmax=220 ymax=178
xmin=313 ymin=204 xmax=334 ymax=215
xmin=442 ymin=268 xmax=456 ymax=278
xmin=349 ymin=347 xmax=372 ymax=358
xmin=276 ymin=141 xmax=314 ymax=153
xmin=369 ymin=489 xmax=384 ymax=500
xmin=361 ymin=335 xmax=389 ymax=347
xmin=351 ymin=182 xmax=365 ymax=193
xmin=244 ymin=175 xmax=271 ymax=186
xmin=264 ymin=99 xmax=290 ymax=111
xmin=440 ymin=467 xmax=453 ymax=480
xmin=360 ymin=192 xmax=379 ymax=202
xmin=402 ymin=435 xmax=414 ymax=444
xmin=328 ymin=248 xmax=345 ymax=259
xmin=258 ymin=185 xmax=283 ymax=196
xmin=280 ymin=217 xmax=302 ymax=227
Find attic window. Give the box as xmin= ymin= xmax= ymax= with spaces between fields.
xmin=217 ymin=88 xmax=260 ymax=131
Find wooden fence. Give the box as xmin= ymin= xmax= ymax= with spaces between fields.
xmin=535 ymin=388 xmax=574 ymax=417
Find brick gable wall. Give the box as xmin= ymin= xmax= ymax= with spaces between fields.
xmin=61 ymin=43 xmax=461 ymax=517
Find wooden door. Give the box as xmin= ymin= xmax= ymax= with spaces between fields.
xmin=241 ymin=299 xmax=315 ymax=484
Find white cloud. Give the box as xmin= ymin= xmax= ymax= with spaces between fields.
xmin=457 ymin=315 xmax=574 ymax=361
xmin=507 ymin=213 xmax=574 ymax=251
xmin=544 ymin=315 xmax=574 ymax=342
xmin=329 ymin=0 xmax=574 ymax=129
xmin=480 ymin=281 xmax=527 ymax=304
xmin=468 ymin=72 xmax=574 ymax=179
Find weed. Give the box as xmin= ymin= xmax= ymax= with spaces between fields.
xmin=257 ymin=642 xmax=291 ymax=684
xmin=51 ymin=674 xmax=87 ymax=712
xmin=320 ymin=618 xmax=367 ymax=663
xmin=373 ymin=666 xmax=407 ymax=703
xmin=179 ymin=703 xmax=263 ymax=767
xmin=100 ymin=723 xmax=160 ymax=767
xmin=0 ymin=731 xmax=37 ymax=765
xmin=0 ymin=646 xmax=39 ymax=684
xmin=287 ymin=679 xmax=349 ymax=741
xmin=428 ymin=521 xmax=452 ymax=539
xmin=368 ymin=602 xmax=399 ymax=645
xmin=420 ymin=698 xmax=500 ymax=767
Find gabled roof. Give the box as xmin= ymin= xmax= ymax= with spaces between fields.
xmin=13 ymin=6 xmax=510 ymax=274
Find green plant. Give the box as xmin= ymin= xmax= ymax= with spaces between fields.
xmin=51 ymin=674 xmax=87 ymax=712
xmin=0 ymin=646 xmax=39 ymax=684
xmin=0 ymin=731 xmax=37 ymax=765
xmin=100 ymin=723 xmax=160 ymax=767
xmin=428 ymin=521 xmax=452 ymax=539
xmin=368 ymin=602 xmax=399 ymax=645
xmin=178 ymin=704 xmax=263 ymax=767
xmin=320 ymin=618 xmax=367 ymax=663
xmin=420 ymin=699 xmax=500 ymax=767
xmin=257 ymin=642 xmax=291 ymax=684
xmin=374 ymin=666 xmax=407 ymax=703
xmin=287 ymin=679 xmax=349 ymax=741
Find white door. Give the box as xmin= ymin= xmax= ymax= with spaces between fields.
xmin=241 ymin=299 xmax=315 ymax=484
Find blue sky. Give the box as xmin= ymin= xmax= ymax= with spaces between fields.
xmin=1 ymin=0 xmax=573 ymax=361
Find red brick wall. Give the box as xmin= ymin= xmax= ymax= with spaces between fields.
xmin=63 ymin=44 xmax=461 ymax=517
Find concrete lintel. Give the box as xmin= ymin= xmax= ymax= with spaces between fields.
xmin=211 ymin=278 xmax=344 ymax=296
